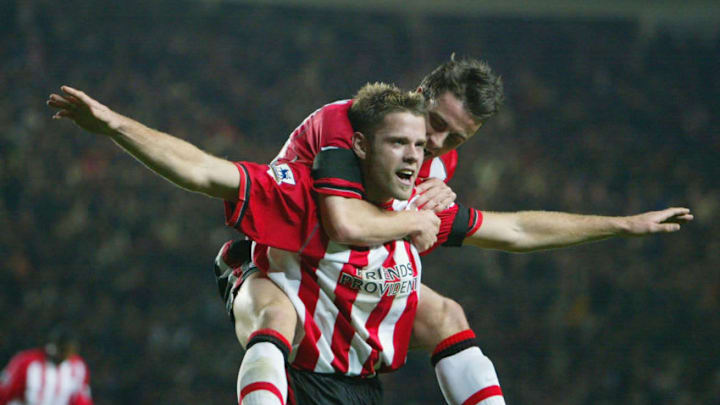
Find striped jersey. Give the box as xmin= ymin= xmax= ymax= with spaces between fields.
xmin=0 ymin=350 xmax=92 ymax=405
xmin=224 ymin=160 xmax=482 ymax=376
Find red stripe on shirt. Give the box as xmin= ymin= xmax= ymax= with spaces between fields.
xmin=292 ymin=256 xmax=323 ymax=371
xmin=389 ymin=241 xmax=419 ymax=370
xmin=329 ymin=249 xmax=370 ymax=373
xmin=360 ymin=242 xmax=399 ymax=375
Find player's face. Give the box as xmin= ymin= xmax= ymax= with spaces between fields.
xmin=424 ymin=91 xmax=482 ymax=158
xmin=364 ymin=112 xmax=427 ymax=203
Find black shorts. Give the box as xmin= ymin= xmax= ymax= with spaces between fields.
xmin=287 ymin=367 xmax=383 ymax=405
xmin=212 ymin=239 xmax=261 ymax=322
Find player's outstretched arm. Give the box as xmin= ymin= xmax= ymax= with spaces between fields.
xmin=47 ymin=86 xmax=239 ymax=201
xmin=463 ymin=207 xmax=693 ymax=252
xmin=318 ymin=195 xmax=440 ymax=251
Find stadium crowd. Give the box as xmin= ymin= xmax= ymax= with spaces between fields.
xmin=1 ymin=0 xmax=718 ymax=403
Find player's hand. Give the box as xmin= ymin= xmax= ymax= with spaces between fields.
xmin=409 ymin=178 xmax=457 ymax=213
xmin=47 ymin=86 xmax=118 ymax=135
xmin=623 ymin=207 xmax=693 ymax=235
xmin=408 ymin=210 xmax=441 ymax=252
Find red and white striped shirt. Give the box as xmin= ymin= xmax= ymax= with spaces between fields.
xmin=0 ymin=349 xmax=92 ymax=405
xmin=224 ymin=161 xmax=480 ymax=376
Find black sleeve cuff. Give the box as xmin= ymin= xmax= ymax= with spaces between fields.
xmin=444 ymin=202 xmax=470 ymax=247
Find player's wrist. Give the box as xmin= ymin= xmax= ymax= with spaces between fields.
xmin=401 ymin=211 xmax=421 ymax=234
xmin=108 ymin=112 xmax=136 ymax=135
xmin=612 ymin=216 xmax=633 ymax=236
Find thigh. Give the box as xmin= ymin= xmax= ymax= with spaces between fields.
xmin=233 ymin=271 xmax=298 ymax=348
xmin=410 ymin=284 xmax=470 ymax=351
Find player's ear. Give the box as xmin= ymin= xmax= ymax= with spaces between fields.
xmin=352 ymin=131 xmax=368 ymax=160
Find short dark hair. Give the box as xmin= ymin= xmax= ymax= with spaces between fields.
xmin=48 ymin=325 xmax=77 ymax=348
xmin=348 ymin=82 xmax=427 ymax=140
xmin=419 ymin=55 xmax=504 ymax=125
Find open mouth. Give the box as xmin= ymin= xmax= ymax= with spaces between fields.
xmin=396 ymin=169 xmax=415 ymax=185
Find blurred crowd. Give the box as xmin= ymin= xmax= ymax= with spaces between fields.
xmin=1 ymin=1 xmax=718 ymax=404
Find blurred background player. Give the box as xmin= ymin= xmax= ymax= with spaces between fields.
xmin=0 ymin=326 xmax=93 ymax=405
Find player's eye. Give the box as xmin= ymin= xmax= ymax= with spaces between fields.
xmin=430 ymin=113 xmax=447 ymax=132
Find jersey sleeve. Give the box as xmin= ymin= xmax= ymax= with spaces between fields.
xmin=417 ymin=149 xmax=458 ymax=184
xmin=316 ymin=100 xmax=355 ymax=150
xmin=224 ymin=161 xmax=321 ymax=253
xmin=440 ymin=150 xmax=458 ymax=182
xmin=311 ymin=148 xmax=365 ymax=199
xmin=419 ymin=203 xmax=483 ymax=256
xmin=273 ymin=100 xmax=355 ymax=166
xmin=0 ymin=352 xmax=29 ymax=404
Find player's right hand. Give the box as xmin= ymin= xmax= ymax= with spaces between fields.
xmin=409 ymin=210 xmax=441 ymax=252
xmin=47 ymin=86 xmax=117 ymax=135
xmin=410 ymin=178 xmax=457 ymax=213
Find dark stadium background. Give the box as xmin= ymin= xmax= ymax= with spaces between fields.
xmin=1 ymin=0 xmax=718 ymax=403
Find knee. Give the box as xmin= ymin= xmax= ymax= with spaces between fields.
xmin=413 ymin=295 xmax=470 ymax=350
xmin=438 ymin=297 xmax=468 ymax=332
xmin=233 ymin=296 xmax=296 ymax=348
xmin=256 ymin=301 xmax=297 ymax=329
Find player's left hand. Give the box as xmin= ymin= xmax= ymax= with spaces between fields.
xmin=624 ymin=207 xmax=693 ymax=235
xmin=410 ymin=178 xmax=456 ymax=213
xmin=47 ymin=86 xmax=117 ymax=135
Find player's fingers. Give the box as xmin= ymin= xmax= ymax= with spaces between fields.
xmin=410 ymin=195 xmax=429 ymax=210
xmin=664 ymin=207 xmax=691 ymax=217
xmin=61 ymin=86 xmax=92 ymax=105
xmin=47 ymin=100 xmax=63 ymax=109
xmin=658 ymin=223 xmax=682 ymax=232
xmin=47 ymin=94 xmax=73 ymax=108
xmin=664 ymin=214 xmax=694 ymax=224
xmin=47 ymin=98 xmax=73 ymax=110
xmin=66 ymin=94 xmax=83 ymax=104
xmin=423 ymin=201 xmax=440 ymax=212
xmin=52 ymin=110 xmax=73 ymax=120
xmin=414 ymin=180 xmax=431 ymax=193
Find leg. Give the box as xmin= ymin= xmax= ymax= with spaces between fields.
xmin=233 ymin=272 xmax=297 ymax=348
xmin=412 ymin=285 xmax=505 ymax=405
xmin=215 ymin=239 xmax=298 ymax=405
xmin=233 ymin=273 xmax=297 ymax=405
xmin=411 ymin=284 xmax=470 ymax=351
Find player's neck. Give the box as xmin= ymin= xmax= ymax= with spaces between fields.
xmin=364 ymin=186 xmax=393 ymax=207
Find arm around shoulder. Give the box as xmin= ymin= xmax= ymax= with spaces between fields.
xmin=318 ymin=195 xmax=439 ymax=248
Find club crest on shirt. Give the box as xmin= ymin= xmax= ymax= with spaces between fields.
xmin=267 ymin=163 xmax=296 ymax=185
